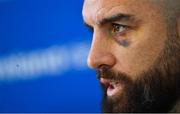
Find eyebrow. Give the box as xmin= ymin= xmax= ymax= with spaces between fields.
xmin=99 ymin=13 xmax=135 ymax=25
xmin=83 ymin=13 xmax=135 ymax=31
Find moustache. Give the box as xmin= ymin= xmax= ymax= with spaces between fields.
xmin=96 ymin=66 xmax=132 ymax=84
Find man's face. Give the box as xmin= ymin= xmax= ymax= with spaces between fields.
xmin=83 ymin=0 xmax=180 ymax=112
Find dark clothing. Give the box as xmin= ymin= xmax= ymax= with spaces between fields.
xmin=170 ymin=99 xmax=180 ymax=112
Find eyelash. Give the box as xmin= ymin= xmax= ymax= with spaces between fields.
xmin=86 ymin=23 xmax=129 ymax=36
xmin=111 ymin=23 xmax=128 ymax=35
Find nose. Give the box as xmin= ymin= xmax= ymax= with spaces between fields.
xmin=87 ymin=29 xmax=116 ymax=69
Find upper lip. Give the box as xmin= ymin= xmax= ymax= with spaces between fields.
xmin=100 ymin=78 xmax=116 ymax=88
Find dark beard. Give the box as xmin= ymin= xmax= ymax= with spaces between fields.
xmin=98 ymin=29 xmax=180 ymax=113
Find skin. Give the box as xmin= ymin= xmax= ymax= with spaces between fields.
xmin=82 ymin=0 xmax=180 ymax=112
xmin=82 ymin=0 xmax=180 ymax=80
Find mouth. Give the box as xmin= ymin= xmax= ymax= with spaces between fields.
xmin=100 ymin=78 xmax=123 ymax=97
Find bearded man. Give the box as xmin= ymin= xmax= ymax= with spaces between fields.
xmin=82 ymin=0 xmax=180 ymax=112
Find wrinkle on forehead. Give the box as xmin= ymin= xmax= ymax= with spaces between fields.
xmin=95 ymin=5 xmax=123 ymax=24
xmin=83 ymin=0 xmax=127 ymax=25
xmin=95 ymin=5 xmax=134 ymax=25
xmin=83 ymin=0 xmax=156 ymax=25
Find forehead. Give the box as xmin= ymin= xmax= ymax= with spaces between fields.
xmin=82 ymin=0 xmax=157 ymax=25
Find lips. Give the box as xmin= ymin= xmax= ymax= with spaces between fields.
xmin=100 ymin=78 xmax=123 ymax=97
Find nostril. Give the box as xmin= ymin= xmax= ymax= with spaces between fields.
xmin=97 ymin=64 xmax=110 ymax=79
xmin=99 ymin=65 xmax=110 ymax=75
xmin=98 ymin=64 xmax=110 ymax=72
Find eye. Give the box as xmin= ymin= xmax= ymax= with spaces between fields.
xmin=111 ymin=23 xmax=131 ymax=46
xmin=112 ymin=23 xmax=128 ymax=35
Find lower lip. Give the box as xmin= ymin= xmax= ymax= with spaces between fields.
xmin=107 ymin=83 xmax=123 ymax=97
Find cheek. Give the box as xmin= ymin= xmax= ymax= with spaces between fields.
xmin=112 ymin=31 xmax=166 ymax=79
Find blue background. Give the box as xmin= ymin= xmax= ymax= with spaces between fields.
xmin=0 ymin=0 xmax=101 ymax=112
